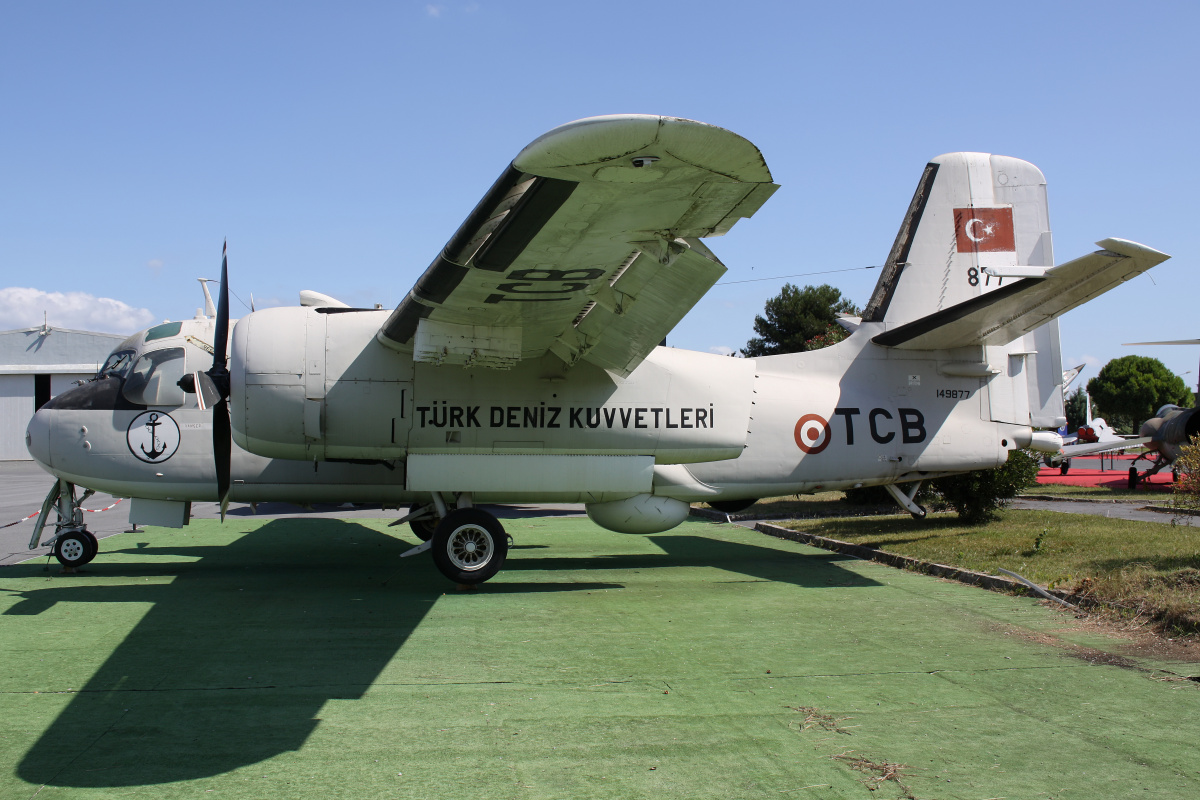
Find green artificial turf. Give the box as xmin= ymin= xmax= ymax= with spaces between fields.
xmin=1 ymin=517 xmax=1198 ymax=799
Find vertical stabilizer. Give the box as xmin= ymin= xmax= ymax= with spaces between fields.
xmin=862 ymin=153 xmax=1052 ymax=327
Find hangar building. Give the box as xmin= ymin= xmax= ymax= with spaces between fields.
xmin=0 ymin=325 xmax=126 ymax=460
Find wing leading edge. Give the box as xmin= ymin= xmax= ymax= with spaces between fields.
xmin=378 ymin=115 xmax=778 ymax=375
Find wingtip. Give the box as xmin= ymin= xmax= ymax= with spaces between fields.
xmin=1095 ymin=237 xmax=1170 ymax=262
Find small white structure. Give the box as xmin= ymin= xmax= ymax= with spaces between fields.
xmin=0 ymin=325 xmax=128 ymax=460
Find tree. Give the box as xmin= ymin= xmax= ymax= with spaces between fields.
xmin=1064 ymin=387 xmax=1088 ymax=431
xmin=742 ymin=283 xmax=860 ymax=357
xmin=1086 ymin=356 xmax=1194 ymax=433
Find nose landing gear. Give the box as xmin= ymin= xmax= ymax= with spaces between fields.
xmin=30 ymin=480 xmax=100 ymax=568
xmin=53 ymin=529 xmax=98 ymax=568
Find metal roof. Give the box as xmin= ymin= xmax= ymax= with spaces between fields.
xmin=0 ymin=325 xmax=126 ymax=374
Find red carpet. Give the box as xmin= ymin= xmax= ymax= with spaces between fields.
xmin=1036 ymin=466 xmax=1175 ymax=491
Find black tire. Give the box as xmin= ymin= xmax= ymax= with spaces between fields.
xmin=707 ymin=498 xmax=758 ymax=514
xmin=80 ymin=530 xmax=98 ymax=565
xmin=909 ymin=505 xmax=927 ymax=520
xmin=54 ymin=531 xmax=91 ymax=568
xmin=1128 ymin=467 xmax=1138 ymax=490
xmin=409 ymin=516 xmax=438 ymax=542
xmin=431 ymin=508 xmax=508 ymax=585
xmin=1060 ymin=460 xmax=1071 ymax=476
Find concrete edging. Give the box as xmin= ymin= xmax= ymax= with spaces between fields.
xmin=752 ymin=520 xmax=1086 ymax=605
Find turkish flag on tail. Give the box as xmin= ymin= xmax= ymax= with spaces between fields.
xmin=954 ymin=207 xmax=1015 ymax=253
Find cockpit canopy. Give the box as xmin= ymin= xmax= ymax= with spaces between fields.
xmin=45 ymin=320 xmax=216 ymax=412
xmin=122 ymin=347 xmax=187 ymax=406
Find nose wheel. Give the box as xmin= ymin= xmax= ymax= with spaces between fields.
xmin=54 ymin=529 xmax=98 ymax=568
xmin=431 ymin=508 xmax=508 ymax=585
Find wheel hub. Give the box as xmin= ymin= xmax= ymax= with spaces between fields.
xmin=447 ymin=525 xmax=492 ymax=571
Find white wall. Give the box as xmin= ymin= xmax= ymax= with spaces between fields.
xmin=0 ymin=375 xmax=35 ymax=460
xmin=0 ymin=372 xmax=92 ymax=460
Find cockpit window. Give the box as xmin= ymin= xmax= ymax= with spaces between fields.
xmin=145 ymin=321 xmax=183 ymax=341
xmin=97 ymin=350 xmax=136 ymax=380
xmin=122 ymin=348 xmax=187 ymax=407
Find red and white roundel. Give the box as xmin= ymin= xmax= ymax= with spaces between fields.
xmin=794 ymin=414 xmax=831 ymax=455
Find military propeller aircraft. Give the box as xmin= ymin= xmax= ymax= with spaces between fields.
xmin=25 ymin=114 xmax=1170 ymax=584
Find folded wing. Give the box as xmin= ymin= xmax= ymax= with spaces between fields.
xmin=377 ymin=115 xmax=778 ymax=376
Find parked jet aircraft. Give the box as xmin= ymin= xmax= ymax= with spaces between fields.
xmin=1050 ymin=391 xmax=1145 ymax=475
xmin=25 ymin=114 xmax=1169 ymax=584
xmin=1049 ymin=342 xmax=1198 ymax=486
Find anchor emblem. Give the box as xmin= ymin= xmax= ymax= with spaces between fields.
xmin=141 ymin=412 xmax=167 ymax=459
xmin=127 ymin=411 xmax=180 ymax=463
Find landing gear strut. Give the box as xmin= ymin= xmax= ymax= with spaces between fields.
xmin=30 ymin=480 xmax=99 ymax=568
xmin=1128 ymin=452 xmax=1169 ymax=490
xmin=884 ymin=481 xmax=927 ymax=519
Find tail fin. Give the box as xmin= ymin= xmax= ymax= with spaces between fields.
xmin=862 ymin=152 xmax=1052 ymax=326
xmin=861 ymin=154 xmax=1171 ymax=430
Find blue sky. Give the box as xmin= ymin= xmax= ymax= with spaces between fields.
xmin=2 ymin=1 xmax=1197 ymax=388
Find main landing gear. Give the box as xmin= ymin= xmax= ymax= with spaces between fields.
xmin=392 ymin=493 xmax=509 ymax=585
xmin=884 ymin=481 xmax=927 ymax=519
xmin=1128 ymin=451 xmax=1170 ymax=489
xmin=30 ymin=479 xmax=99 ymax=568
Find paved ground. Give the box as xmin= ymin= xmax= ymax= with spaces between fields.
xmin=2 ymin=516 xmax=1198 ymax=799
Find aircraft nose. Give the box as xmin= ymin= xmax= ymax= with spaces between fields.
xmin=25 ymin=408 xmax=52 ymax=468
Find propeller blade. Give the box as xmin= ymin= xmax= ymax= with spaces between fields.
xmin=207 ymin=242 xmax=233 ymax=517
xmin=213 ymin=398 xmax=232 ymax=514
xmin=211 ymin=241 xmax=230 ymax=378
xmin=194 ymin=371 xmax=221 ymax=411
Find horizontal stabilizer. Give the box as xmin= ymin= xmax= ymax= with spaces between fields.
xmin=872 ymin=238 xmax=1169 ymax=350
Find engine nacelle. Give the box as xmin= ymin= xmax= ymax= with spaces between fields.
xmin=585 ymin=494 xmax=690 ymax=534
xmin=230 ymin=306 xmax=410 ymax=460
xmin=1142 ymin=406 xmax=1200 ymax=461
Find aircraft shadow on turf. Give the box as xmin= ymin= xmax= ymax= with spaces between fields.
xmin=7 ymin=522 xmax=876 ymax=787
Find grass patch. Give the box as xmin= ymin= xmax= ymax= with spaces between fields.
xmin=779 ymin=509 xmax=1200 ymax=635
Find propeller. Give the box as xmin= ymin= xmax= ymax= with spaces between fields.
xmin=192 ymin=242 xmax=233 ymax=517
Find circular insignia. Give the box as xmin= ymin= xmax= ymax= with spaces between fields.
xmin=127 ymin=411 xmax=181 ymax=464
xmin=794 ymin=414 xmax=832 ymax=455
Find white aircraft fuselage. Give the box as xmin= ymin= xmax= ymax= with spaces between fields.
xmin=29 ymin=306 xmax=1027 ymax=513
xmin=21 ymin=115 xmax=1171 ymax=583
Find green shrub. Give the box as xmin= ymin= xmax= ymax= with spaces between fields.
xmin=927 ymin=449 xmax=1040 ymax=523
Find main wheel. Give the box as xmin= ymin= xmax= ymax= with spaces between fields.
xmin=707 ymin=498 xmax=758 ymax=514
xmin=909 ymin=505 xmax=927 ymax=520
xmin=1060 ymin=460 xmax=1071 ymax=476
xmin=1128 ymin=466 xmax=1139 ymax=490
xmin=54 ymin=531 xmax=92 ymax=568
xmin=409 ymin=515 xmax=438 ymax=542
xmin=431 ymin=508 xmax=508 ymax=585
